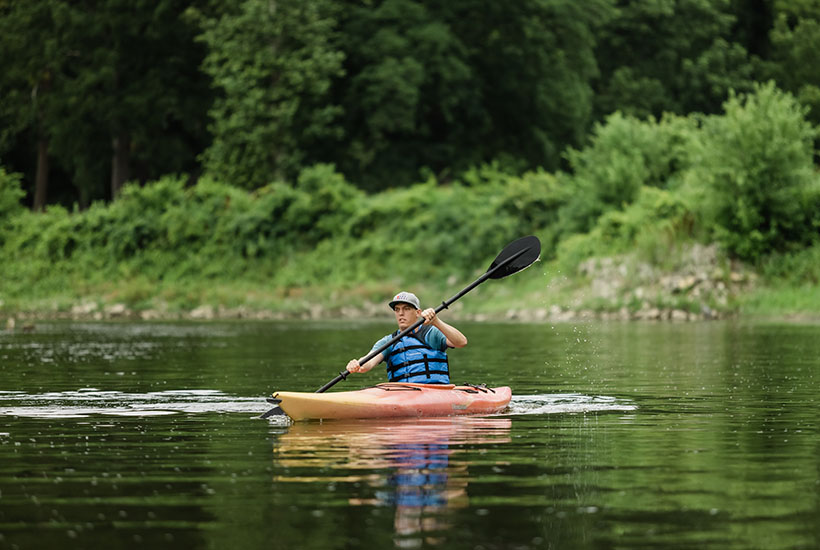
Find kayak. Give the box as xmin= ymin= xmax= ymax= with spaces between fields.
xmin=272 ymin=383 xmax=512 ymax=421
xmin=271 ymin=383 xmax=512 ymax=421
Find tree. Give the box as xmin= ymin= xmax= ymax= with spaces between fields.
xmin=329 ymin=0 xmax=481 ymax=188
xmin=451 ymin=0 xmax=616 ymax=172
xmin=0 ymin=1 xmax=68 ymax=210
xmin=692 ymin=82 xmax=818 ymax=261
xmin=765 ymin=1 xmax=820 ymax=127
xmin=199 ymin=0 xmax=344 ymax=189
xmin=51 ymin=0 xmax=213 ymax=201
xmin=0 ymin=0 xmax=212 ymax=207
xmin=328 ymin=0 xmax=614 ymax=189
xmin=729 ymin=0 xmax=774 ymax=58
xmin=594 ymin=0 xmax=757 ymax=119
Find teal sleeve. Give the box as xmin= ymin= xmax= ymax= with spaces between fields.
xmin=370 ymin=334 xmax=393 ymax=359
xmin=425 ymin=326 xmax=448 ymax=351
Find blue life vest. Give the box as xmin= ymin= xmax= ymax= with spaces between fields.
xmin=384 ymin=325 xmax=450 ymax=384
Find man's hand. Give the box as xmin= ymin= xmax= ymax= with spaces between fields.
xmin=346 ymin=359 xmax=363 ymax=373
xmin=421 ymin=308 xmax=438 ymax=325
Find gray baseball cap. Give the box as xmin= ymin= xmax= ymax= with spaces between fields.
xmin=388 ymin=291 xmax=420 ymax=310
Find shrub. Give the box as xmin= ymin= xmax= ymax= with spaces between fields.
xmin=0 ymin=166 xmax=25 ymax=224
xmin=272 ymin=164 xmax=567 ymax=287
xmin=558 ymin=112 xmax=696 ymax=235
xmin=556 ymin=186 xmax=696 ymax=270
xmin=0 ymin=166 xmax=367 ymax=293
xmin=689 ymin=81 xmax=819 ymax=261
xmin=759 ymin=243 xmax=820 ymax=285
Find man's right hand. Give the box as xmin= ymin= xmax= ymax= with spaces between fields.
xmin=346 ymin=359 xmax=362 ymax=373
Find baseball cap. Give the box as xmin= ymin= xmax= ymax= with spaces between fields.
xmin=388 ymin=291 xmax=420 ymax=310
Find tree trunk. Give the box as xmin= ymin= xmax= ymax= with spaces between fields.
xmin=110 ymin=133 xmax=131 ymax=199
xmin=33 ymin=138 xmax=49 ymax=211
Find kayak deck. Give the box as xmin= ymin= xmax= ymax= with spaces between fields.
xmin=272 ymin=383 xmax=512 ymax=421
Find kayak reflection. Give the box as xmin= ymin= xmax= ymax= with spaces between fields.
xmin=273 ymin=416 xmax=511 ymax=547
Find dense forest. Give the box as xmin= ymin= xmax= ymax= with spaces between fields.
xmin=1 ymin=0 xmax=819 ymax=319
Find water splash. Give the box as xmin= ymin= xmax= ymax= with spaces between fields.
xmin=0 ymin=389 xmax=636 ymax=420
xmin=507 ymin=393 xmax=637 ymax=415
xmin=0 ymin=388 xmax=266 ymax=419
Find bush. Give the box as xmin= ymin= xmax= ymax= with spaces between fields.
xmin=689 ymin=81 xmax=819 ymax=261
xmin=336 ymin=179 xmax=514 ymax=281
xmin=759 ymin=243 xmax=820 ymax=285
xmin=270 ymin=164 xmax=568 ymax=287
xmin=0 ymin=166 xmax=25 ymax=223
xmin=558 ymin=112 xmax=696 ymax=235
xmin=556 ymin=186 xmax=696 ymax=269
xmin=0 ymin=164 xmax=367 ymax=295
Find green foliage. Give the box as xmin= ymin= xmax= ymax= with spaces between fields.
xmin=558 ymin=112 xmax=696 ymax=235
xmin=0 ymin=0 xmax=212 ymax=204
xmin=0 ymin=161 xmax=568 ymax=307
xmin=0 ymin=1 xmax=63 ymax=146
xmin=689 ymin=82 xmax=818 ymax=261
xmin=759 ymin=243 xmax=820 ymax=286
xmin=600 ymin=187 xmax=693 ymax=243
xmin=595 ymin=0 xmax=756 ymax=118
xmin=288 ymin=164 xmax=362 ymax=242
xmin=4 ymin=0 xmax=820 ymax=210
xmin=557 ymin=186 xmax=696 ymax=270
xmin=0 ymin=166 xmax=25 ymax=223
xmin=332 ymin=0 xmax=615 ymax=188
xmin=766 ymin=12 xmax=820 ymax=127
xmin=200 ymin=0 xmax=344 ymax=188
xmin=555 ymin=82 xmax=820 ymax=271
xmin=2 ymin=62 xmax=820 ymax=318
xmin=494 ymin=170 xmax=565 ymax=235
xmin=281 ymin=165 xmax=566 ymax=288
xmin=298 ymin=181 xmax=509 ymax=284
xmin=335 ymin=0 xmax=478 ymax=188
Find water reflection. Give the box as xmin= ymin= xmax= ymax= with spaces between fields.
xmin=4 ymin=320 xmax=820 ymax=549
xmin=273 ymin=417 xmax=511 ymax=547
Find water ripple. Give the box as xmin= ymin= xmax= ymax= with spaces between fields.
xmin=0 ymin=390 xmax=636 ymax=420
xmin=508 ymin=393 xmax=638 ymax=415
xmin=0 ymin=389 xmax=266 ymax=419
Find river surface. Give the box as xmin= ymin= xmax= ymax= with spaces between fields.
xmin=1 ymin=320 xmax=819 ymax=549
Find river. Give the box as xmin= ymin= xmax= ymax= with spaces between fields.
xmin=1 ymin=320 xmax=818 ymax=549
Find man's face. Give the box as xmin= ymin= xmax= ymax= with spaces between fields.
xmin=393 ymin=303 xmax=419 ymax=330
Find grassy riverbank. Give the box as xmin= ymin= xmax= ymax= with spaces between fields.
xmin=3 ymin=240 xmax=820 ymax=324
xmin=2 ymin=84 xmax=819 ymax=324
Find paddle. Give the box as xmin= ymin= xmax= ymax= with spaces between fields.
xmin=260 ymin=235 xmax=540 ymax=418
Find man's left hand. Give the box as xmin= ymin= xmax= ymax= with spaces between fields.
xmin=421 ymin=308 xmax=438 ymax=325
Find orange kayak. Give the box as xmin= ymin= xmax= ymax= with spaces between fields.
xmin=272 ymin=383 xmax=512 ymax=421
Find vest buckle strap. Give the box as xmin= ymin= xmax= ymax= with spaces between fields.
xmin=386 ymin=357 xmax=448 ymax=373
xmin=389 ymin=370 xmax=450 ymax=383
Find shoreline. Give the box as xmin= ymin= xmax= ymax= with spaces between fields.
xmin=3 ymin=243 xmax=818 ymax=326
xmin=5 ymin=301 xmax=819 ymax=326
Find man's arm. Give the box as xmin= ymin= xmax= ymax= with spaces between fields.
xmin=346 ymin=352 xmax=384 ymax=374
xmin=421 ymin=308 xmax=467 ymax=348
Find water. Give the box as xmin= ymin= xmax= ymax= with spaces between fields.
xmin=1 ymin=320 xmax=819 ymax=549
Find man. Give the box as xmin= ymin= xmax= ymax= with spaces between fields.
xmin=346 ymin=291 xmax=468 ymax=384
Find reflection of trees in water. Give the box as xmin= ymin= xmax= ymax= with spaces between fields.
xmin=274 ymin=417 xmax=510 ymax=548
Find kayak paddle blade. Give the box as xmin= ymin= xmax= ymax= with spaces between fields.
xmin=487 ymin=235 xmax=541 ymax=279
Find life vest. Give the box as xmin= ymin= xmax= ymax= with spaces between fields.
xmin=384 ymin=325 xmax=450 ymax=384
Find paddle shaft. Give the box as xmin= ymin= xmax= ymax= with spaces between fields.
xmin=315 ymin=245 xmax=532 ymax=393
